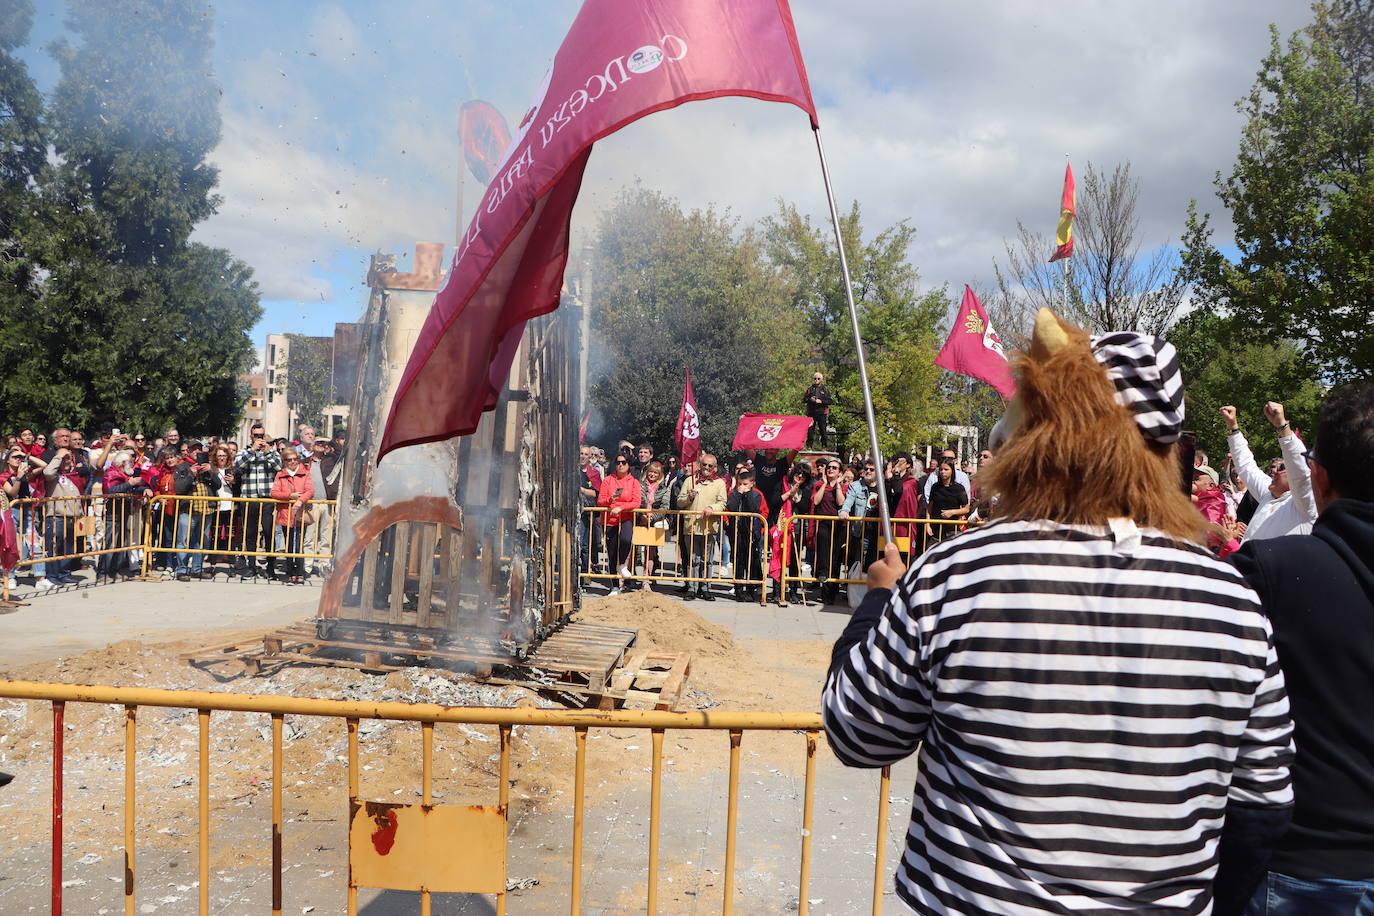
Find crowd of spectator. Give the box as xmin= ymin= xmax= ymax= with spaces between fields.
xmin=0 ymin=421 xmax=345 ymax=591
xmin=578 ymin=438 xmax=986 ymax=604
xmin=580 ymin=397 xmax=1314 ymax=609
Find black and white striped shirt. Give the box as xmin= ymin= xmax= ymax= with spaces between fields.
xmin=823 ymin=518 xmax=1294 ymax=915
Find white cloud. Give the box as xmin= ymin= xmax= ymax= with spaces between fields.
xmin=193 ymin=0 xmax=1314 ymax=311
xmin=196 ymin=109 xmax=454 ymax=302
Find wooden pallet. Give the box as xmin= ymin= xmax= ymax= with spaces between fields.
xmin=180 ymin=619 xmax=655 ymax=707
xmin=600 ymin=650 xmax=692 ymax=710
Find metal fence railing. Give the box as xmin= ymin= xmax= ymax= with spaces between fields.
xmin=778 ymin=514 xmax=968 ymax=597
xmin=581 ymin=507 xmax=772 ymax=603
xmin=581 ymin=506 xmax=973 ymax=606
xmin=2 ymin=494 xmax=339 ymax=598
xmin=0 ymin=679 xmax=895 ymax=916
xmin=137 ymin=494 xmax=337 ymax=580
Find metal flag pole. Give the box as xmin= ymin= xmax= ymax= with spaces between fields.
xmin=812 ymin=127 xmax=894 ymax=545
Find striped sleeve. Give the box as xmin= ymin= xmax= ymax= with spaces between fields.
xmin=823 ymin=569 xmax=933 ymax=768
xmin=1229 ymin=624 xmax=1295 ymax=806
xmin=819 ymin=518 xmax=1296 ymax=915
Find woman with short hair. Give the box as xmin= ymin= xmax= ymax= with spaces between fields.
xmin=270 ymin=450 xmax=314 ymax=585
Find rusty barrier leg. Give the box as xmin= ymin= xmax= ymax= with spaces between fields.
xmin=872 ymin=765 xmax=891 ymax=916
xmin=124 ymin=704 xmax=136 ymax=916
xmin=798 ymin=729 xmax=818 ymax=916
xmin=199 ymin=708 xmax=210 ymax=915
xmin=272 ymin=713 xmax=284 ymax=916
xmin=52 ymin=700 xmax=64 ymax=916
xmin=497 ymin=725 xmax=511 ymax=916
xmin=723 ymin=728 xmax=743 ymax=916
xmin=346 ymin=717 xmax=359 ymax=916
xmin=648 ymin=727 xmax=664 ymax=914
xmin=571 ymin=725 xmax=588 ymax=915
xmin=421 ymin=720 xmax=434 ymax=916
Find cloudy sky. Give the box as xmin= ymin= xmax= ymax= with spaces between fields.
xmin=24 ymin=0 xmax=1313 ymax=356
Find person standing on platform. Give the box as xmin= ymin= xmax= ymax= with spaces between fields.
xmin=804 ymin=372 xmax=833 ymax=450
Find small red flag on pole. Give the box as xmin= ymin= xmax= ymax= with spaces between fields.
xmin=1049 ymin=162 xmax=1075 ymax=262
xmin=675 ymin=368 xmax=701 ymax=467
xmin=934 ymin=286 xmax=1016 ymax=399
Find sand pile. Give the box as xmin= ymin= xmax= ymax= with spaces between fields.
xmin=0 ymin=591 xmax=833 ymax=883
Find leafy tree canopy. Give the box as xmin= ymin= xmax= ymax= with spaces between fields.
xmin=1181 ymin=0 xmax=1374 ymax=380
xmin=588 ymin=187 xmax=806 ymax=457
xmin=284 ymin=335 xmax=334 ymax=432
xmin=1164 ymin=309 xmax=1326 ymax=458
xmin=0 ymin=0 xmax=261 ymax=436
xmin=761 ymin=202 xmax=948 ymax=455
xmin=587 ymin=188 xmax=952 ymax=461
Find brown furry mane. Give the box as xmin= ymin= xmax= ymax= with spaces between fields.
xmin=983 ymin=320 xmax=1207 ymax=544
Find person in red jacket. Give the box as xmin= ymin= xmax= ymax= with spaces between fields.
xmin=597 ymin=454 xmax=642 ymax=596
xmin=270 ymin=450 xmax=315 ymax=585
xmin=1193 ymin=464 xmax=1242 ymax=557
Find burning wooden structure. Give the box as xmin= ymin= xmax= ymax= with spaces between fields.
xmin=314 ymin=242 xmax=594 ymax=658
xmin=186 ymin=244 xmax=685 ymax=705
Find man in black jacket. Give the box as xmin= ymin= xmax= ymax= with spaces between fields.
xmin=803 ymin=373 xmax=832 ymax=450
xmin=1230 ymin=381 xmax=1374 ymax=915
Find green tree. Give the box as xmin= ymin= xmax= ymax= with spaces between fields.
xmin=761 ymin=201 xmax=947 ymax=456
xmin=1165 ymin=309 xmax=1326 ymax=457
xmin=0 ymin=0 xmax=261 ymax=435
xmin=284 ymin=334 xmax=333 ymax=431
xmin=588 ymin=187 xmax=806 ymax=456
xmin=1181 ymin=0 xmax=1374 ymax=380
xmin=0 ymin=1 xmax=49 ymax=421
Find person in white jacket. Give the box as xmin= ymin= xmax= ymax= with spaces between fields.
xmin=1221 ymin=402 xmax=1317 ymax=542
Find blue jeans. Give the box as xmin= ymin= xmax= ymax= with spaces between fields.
xmin=279 ymin=525 xmax=305 ymax=578
xmin=43 ymin=516 xmax=72 ymax=581
xmin=1246 ymin=871 xmax=1374 ymax=916
xmin=175 ymin=512 xmax=204 ymax=576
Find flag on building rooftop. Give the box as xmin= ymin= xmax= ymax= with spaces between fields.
xmin=378 ymin=0 xmax=818 ymax=460
xmin=935 ymin=286 xmax=1016 ymax=400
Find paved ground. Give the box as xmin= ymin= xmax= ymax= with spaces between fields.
xmin=0 ymin=574 xmax=918 ymax=914
xmin=1 ymin=564 xmax=321 ymax=668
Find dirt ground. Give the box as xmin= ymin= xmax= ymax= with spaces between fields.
xmin=0 ymin=591 xmax=836 ymax=912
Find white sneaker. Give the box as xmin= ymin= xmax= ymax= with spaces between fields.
xmin=617 ymin=564 xmax=632 ymax=579
xmin=607 ymin=587 xmax=622 ymax=597
xmin=5 ymin=577 xmax=16 ymax=591
xmin=35 ymin=577 xmax=55 ymax=591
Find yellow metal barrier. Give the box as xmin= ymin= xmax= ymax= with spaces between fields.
xmin=0 ymin=679 xmax=894 ymax=916
xmin=581 ymin=507 xmax=771 ymax=602
xmin=1 ymin=493 xmax=341 ymax=596
xmin=137 ymin=494 xmax=338 ymax=579
xmin=778 ymin=514 xmax=968 ymax=603
xmin=4 ymin=494 xmax=149 ymax=599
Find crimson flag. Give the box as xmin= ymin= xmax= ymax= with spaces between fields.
xmin=731 ymin=413 xmax=811 ymax=451
xmin=379 ymin=0 xmax=818 ymax=460
xmin=675 ymin=368 xmax=701 ymax=467
xmin=1049 ymin=162 xmax=1076 ymax=262
xmin=935 ymin=286 xmax=1016 ymax=400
